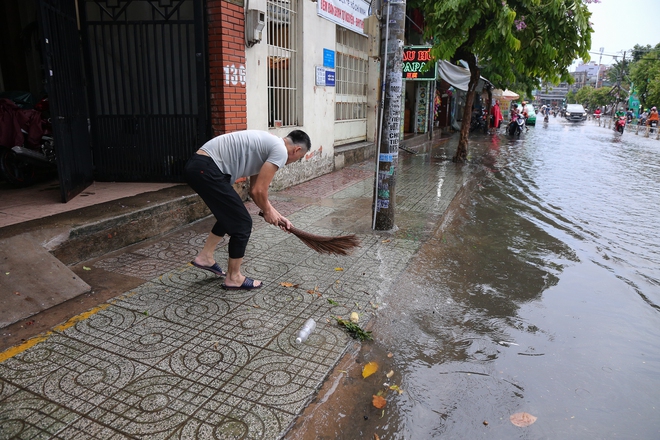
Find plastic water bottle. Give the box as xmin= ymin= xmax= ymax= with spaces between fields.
xmin=295 ymin=318 xmax=316 ymax=344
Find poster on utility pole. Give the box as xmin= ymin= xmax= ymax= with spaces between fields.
xmin=317 ymin=0 xmax=369 ymax=35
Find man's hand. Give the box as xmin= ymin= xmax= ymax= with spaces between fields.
xmin=259 ymin=209 xmax=292 ymax=231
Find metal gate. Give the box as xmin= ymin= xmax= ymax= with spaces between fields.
xmin=79 ymin=0 xmax=208 ymax=182
xmin=39 ymin=0 xmax=94 ymax=202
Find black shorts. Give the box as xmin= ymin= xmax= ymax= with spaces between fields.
xmin=184 ymin=154 xmax=252 ymax=259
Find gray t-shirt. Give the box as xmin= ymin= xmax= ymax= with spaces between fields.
xmin=200 ymin=130 xmax=287 ymax=184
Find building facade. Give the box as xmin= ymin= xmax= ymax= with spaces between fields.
xmin=0 ymin=0 xmax=380 ymax=200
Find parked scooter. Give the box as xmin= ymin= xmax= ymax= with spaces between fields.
xmin=0 ymin=94 xmax=55 ymax=187
xmin=469 ymin=109 xmax=488 ymax=134
xmin=614 ymin=116 xmax=626 ymax=134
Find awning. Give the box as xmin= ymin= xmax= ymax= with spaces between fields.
xmin=493 ymin=89 xmax=519 ymax=101
xmin=437 ymin=60 xmax=491 ymax=92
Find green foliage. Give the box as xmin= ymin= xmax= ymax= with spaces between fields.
xmin=332 ymin=316 xmax=373 ymax=341
xmin=566 ymin=90 xmax=577 ymax=104
xmin=629 ymin=43 xmax=660 ymax=109
xmin=412 ymin=0 xmax=593 ymax=89
xmin=573 ymin=85 xmax=612 ymax=108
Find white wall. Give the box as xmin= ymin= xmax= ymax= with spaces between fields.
xmin=244 ymin=0 xmax=376 ymax=189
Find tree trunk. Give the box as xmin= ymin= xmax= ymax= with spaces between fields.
xmin=453 ymin=54 xmax=481 ymax=162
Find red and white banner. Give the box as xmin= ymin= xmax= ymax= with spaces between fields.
xmin=317 ymin=0 xmax=369 ymax=35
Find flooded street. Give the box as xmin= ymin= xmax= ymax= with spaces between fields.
xmin=289 ymin=119 xmax=660 ymax=439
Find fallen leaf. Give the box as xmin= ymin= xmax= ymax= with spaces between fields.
xmin=279 ymin=282 xmax=299 ymax=288
xmin=386 ymin=370 xmax=394 ymax=379
xmin=382 ymin=239 xmax=391 ymax=243
xmin=372 ymin=395 xmax=387 ymax=409
xmin=83 ymin=266 xmax=92 ymax=271
xmin=510 ymin=412 xmax=537 ymax=427
xmin=350 ymin=312 xmax=359 ymax=323
xmin=5 ymin=272 xmax=9 ymax=275
xmin=374 ymin=434 xmax=380 ymax=440
xmin=387 ymin=352 xmax=393 ymax=358
xmin=362 ymin=361 xmax=378 ymax=378
xmin=14 ymin=291 xmax=20 ymax=296
xmin=327 ymin=299 xmax=339 ymax=306
xmin=334 ymin=267 xmax=344 ymax=271
xmin=483 ymin=421 xmax=489 ymax=426
xmin=389 ymin=384 xmax=404 ymax=394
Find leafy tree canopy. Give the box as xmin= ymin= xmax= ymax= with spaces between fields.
xmin=409 ymin=0 xmax=594 ymax=161
xmin=413 ymin=0 xmax=594 ymax=89
xmin=629 ymin=43 xmax=660 ymax=109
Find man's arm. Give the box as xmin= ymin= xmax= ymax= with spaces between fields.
xmin=249 ymin=162 xmax=292 ymax=230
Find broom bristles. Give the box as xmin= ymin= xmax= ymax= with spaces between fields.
xmin=288 ymin=225 xmax=360 ymax=256
xmin=258 ymin=211 xmax=360 ymax=255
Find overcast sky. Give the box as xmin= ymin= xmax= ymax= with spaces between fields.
xmin=582 ymin=0 xmax=658 ymax=66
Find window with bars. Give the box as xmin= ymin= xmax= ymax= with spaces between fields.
xmin=267 ymin=0 xmax=299 ymax=128
xmin=335 ymin=27 xmax=368 ymax=121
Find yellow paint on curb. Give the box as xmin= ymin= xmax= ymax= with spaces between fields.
xmin=0 ymin=302 xmax=113 ymax=364
xmin=0 ymin=332 xmax=53 ymax=363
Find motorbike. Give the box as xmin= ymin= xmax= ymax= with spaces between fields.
xmin=614 ymin=116 xmax=626 ymax=134
xmin=469 ymin=109 xmax=488 ymax=134
xmin=508 ymin=115 xmax=525 ymax=136
xmin=593 ymin=111 xmax=601 ymax=121
xmin=0 ymin=94 xmax=55 ymax=187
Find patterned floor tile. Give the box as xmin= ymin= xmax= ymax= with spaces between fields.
xmin=1 ymin=335 xmax=148 ymax=416
xmin=170 ymin=392 xmax=292 ymax=440
xmin=85 ymin=369 xmax=216 ymax=440
xmin=222 ymin=351 xmax=325 ymax=412
xmin=264 ymin=317 xmax=349 ymax=367
xmin=154 ymin=334 xmax=256 ymax=389
xmin=64 ymin=314 xmax=199 ymax=367
xmin=0 ymin=390 xmax=81 ymax=439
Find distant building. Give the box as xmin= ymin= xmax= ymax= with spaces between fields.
xmin=536 ymin=82 xmax=570 ymax=107
xmin=574 ymin=61 xmax=607 ymax=88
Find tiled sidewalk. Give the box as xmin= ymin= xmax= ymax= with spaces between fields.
xmin=0 ymin=140 xmax=467 ymax=439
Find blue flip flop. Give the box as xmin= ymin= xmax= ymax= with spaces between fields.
xmin=190 ymin=260 xmax=226 ymax=277
xmin=221 ymin=277 xmax=262 ymax=290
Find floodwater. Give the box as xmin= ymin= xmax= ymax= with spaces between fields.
xmin=288 ymin=119 xmax=660 ymax=439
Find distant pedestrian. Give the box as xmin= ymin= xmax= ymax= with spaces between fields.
xmin=185 ymin=129 xmax=311 ymax=290
xmin=491 ymin=100 xmax=503 ymax=130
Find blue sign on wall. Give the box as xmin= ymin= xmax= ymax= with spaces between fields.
xmin=323 ymin=49 xmax=335 ymax=69
xmin=325 ymin=70 xmax=335 ymax=87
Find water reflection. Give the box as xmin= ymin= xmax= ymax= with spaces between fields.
xmin=377 ymin=121 xmax=660 ymax=439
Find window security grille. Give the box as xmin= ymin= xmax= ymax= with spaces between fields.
xmin=335 ymin=27 xmax=368 ymax=121
xmin=267 ymin=0 xmax=299 ymax=128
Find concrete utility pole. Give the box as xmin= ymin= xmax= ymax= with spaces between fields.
xmin=372 ymin=0 xmax=405 ymax=231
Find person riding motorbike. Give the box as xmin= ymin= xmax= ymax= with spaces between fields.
xmin=594 ymin=108 xmax=602 ymax=120
xmin=647 ymin=106 xmax=659 ymax=132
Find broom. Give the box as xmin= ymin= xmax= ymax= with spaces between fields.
xmin=258 ymin=212 xmax=360 ymax=256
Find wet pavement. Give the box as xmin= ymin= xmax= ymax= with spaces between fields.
xmin=288 ymin=118 xmax=660 ymax=439
xmin=0 ymin=134 xmax=480 ymax=439
xmin=5 ymin=117 xmax=656 ymax=439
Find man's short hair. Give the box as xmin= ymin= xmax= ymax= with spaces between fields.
xmin=287 ymin=130 xmax=311 ymax=151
